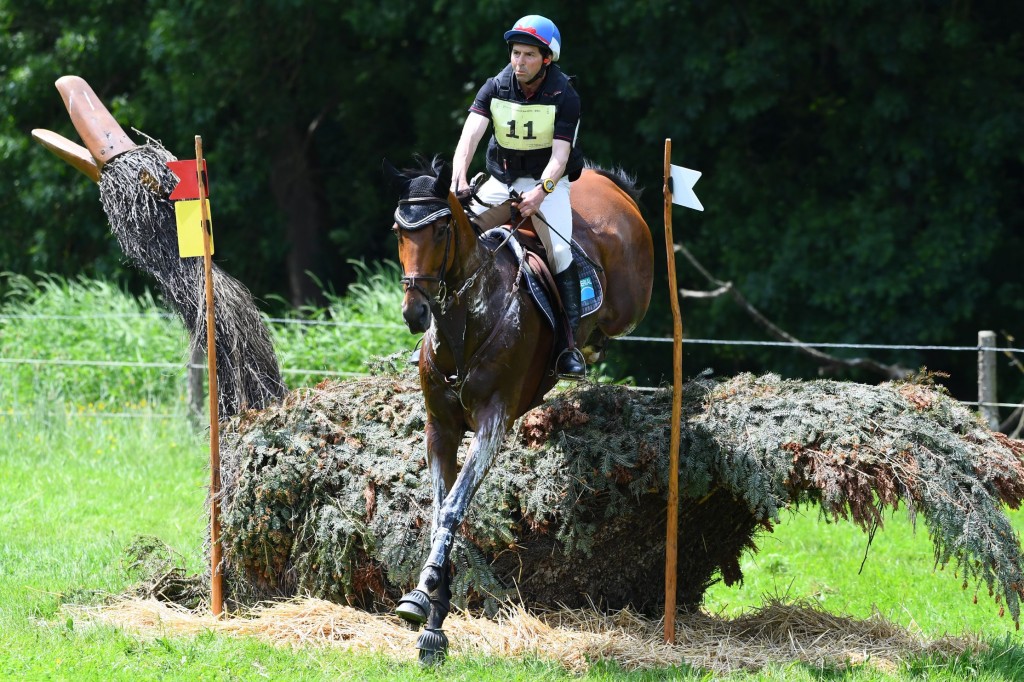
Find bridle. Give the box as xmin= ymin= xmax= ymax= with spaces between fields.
xmin=397 ymin=198 xmax=459 ymax=310
xmin=395 ymin=193 xmax=526 ymax=403
xmin=397 ymin=197 xmax=518 ymax=317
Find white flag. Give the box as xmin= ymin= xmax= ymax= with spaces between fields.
xmin=669 ymin=164 xmax=704 ymax=211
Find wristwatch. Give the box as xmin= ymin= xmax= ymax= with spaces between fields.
xmin=541 ymin=178 xmax=556 ymax=194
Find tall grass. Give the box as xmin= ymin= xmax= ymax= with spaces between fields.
xmin=3 ymin=271 xmax=1024 ymax=679
xmin=0 ymin=264 xmax=413 ymax=411
xmin=269 ymin=260 xmax=416 ymax=382
xmin=0 ymin=273 xmax=189 ymax=409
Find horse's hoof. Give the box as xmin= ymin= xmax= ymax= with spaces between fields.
xmin=416 ymin=628 xmax=449 ymax=666
xmin=395 ymin=589 xmax=430 ymax=625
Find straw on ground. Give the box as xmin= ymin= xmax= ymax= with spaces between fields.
xmin=65 ymin=597 xmax=978 ymax=675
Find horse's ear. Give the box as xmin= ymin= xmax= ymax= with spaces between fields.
xmin=382 ymin=158 xmax=410 ymax=195
xmin=432 ymin=157 xmax=452 ymax=198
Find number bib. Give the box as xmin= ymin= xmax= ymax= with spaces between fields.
xmin=489 ymin=99 xmax=556 ymax=151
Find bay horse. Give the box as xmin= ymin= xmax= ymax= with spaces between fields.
xmin=383 ymin=156 xmax=653 ymax=663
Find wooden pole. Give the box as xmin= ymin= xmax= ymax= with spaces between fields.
xmin=195 ymin=136 xmax=223 ymax=616
xmin=663 ymin=138 xmax=683 ymax=644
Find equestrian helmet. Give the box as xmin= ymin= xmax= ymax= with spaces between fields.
xmin=504 ymin=15 xmax=561 ymax=62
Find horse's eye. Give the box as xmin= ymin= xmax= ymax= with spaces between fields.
xmin=434 ymin=221 xmax=449 ymax=242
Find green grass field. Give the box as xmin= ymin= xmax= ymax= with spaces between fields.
xmin=2 ymin=273 xmax=1024 ymax=680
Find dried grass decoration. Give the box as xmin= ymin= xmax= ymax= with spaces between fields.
xmin=98 ymin=142 xmax=286 ymax=416
xmin=209 ymin=366 xmax=1024 ymax=628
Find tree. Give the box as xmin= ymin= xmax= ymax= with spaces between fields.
xmin=4 ymin=1 xmax=1023 ymax=401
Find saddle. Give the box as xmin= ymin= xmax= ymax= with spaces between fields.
xmin=479 ymin=223 xmax=603 ymax=331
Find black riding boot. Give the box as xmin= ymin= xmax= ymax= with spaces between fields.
xmin=553 ymin=262 xmax=586 ymax=380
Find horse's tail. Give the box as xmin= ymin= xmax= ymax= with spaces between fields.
xmin=583 ymin=161 xmax=643 ymax=203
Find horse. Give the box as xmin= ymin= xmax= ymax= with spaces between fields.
xmin=383 ymin=156 xmax=653 ymax=663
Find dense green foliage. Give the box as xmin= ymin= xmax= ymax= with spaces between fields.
xmin=2 ymin=1 xmax=1022 ymax=395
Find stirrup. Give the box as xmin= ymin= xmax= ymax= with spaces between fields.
xmin=555 ymin=348 xmax=586 ymax=380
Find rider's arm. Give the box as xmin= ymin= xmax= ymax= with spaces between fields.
xmin=539 ymin=139 xmax=571 ymax=186
xmin=516 ymin=139 xmax=572 ymax=217
xmin=452 ymin=112 xmax=490 ymax=192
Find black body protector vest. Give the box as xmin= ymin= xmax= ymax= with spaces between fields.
xmin=484 ymin=64 xmax=584 ymax=184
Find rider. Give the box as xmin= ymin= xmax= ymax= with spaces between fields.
xmin=451 ymin=14 xmax=587 ymax=379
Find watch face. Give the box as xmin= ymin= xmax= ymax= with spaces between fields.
xmin=543 ymin=179 xmax=555 ymax=192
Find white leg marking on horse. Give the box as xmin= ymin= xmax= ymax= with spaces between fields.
xmin=438 ymin=410 xmax=507 ymax=530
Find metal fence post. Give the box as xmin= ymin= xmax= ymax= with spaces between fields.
xmin=187 ymin=344 xmax=205 ymax=428
xmin=978 ymin=330 xmax=999 ymax=429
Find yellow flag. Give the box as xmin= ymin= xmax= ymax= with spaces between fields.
xmin=174 ymin=199 xmax=214 ymax=258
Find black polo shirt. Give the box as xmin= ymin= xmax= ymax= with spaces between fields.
xmin=469 ymin=64 xmax=585 ymax=183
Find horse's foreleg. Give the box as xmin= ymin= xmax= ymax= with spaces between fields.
xmin=423 ymin=419 xmax=458 ymax=642
xmin=397 ymin=416 xmax=460 ymax=656
xmin=435 ymin=408 xmax=507 ymax=533
xmin=399 ymin=404 xmax=508 ymax=663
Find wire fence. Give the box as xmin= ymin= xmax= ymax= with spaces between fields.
xmin=3 ymin=312 xmax=1024 ymax=416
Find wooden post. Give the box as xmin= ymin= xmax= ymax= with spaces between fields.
xmin=195 ymin=136 xmax=223 ymax=616
xmin=663 ymin=139 xmax=683 ymax=644
xmin=979 ymin=330 xmax=999 ymax=430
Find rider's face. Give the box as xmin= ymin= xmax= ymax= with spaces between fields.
xmin=510 ymin=43 xmax=548 ymax=84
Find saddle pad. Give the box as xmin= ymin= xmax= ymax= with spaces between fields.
xmin=480 ymin=228 xmax=604 ymax=329
xmin=573 ymin=241 xmax=603 ymax=318
xmin=481 ymin=228 xmax=556 ymax=330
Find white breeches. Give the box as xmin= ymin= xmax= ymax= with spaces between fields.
xmin=470 ymin=175 xmax=573 ymax=274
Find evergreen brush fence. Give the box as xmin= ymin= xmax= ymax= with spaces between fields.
xmin=215 ymin=367 xmax=1024 ymax=626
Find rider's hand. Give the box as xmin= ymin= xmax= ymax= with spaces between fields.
xmin=451 ymin=176 xmax=468 ymax=195
xmin=515 ymin=185 xmax=546 ymax=219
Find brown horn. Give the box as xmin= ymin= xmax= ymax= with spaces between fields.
xmin=31 ymin=128 xmax=101 ymax=183
xmin=54 ymin=75 xmax=137 ymax=167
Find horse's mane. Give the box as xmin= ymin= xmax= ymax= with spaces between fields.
xmin=400 ymin=154 xmax=643 ymax=202
xmin=399 ymin=154 xmax=445 ymax=180
xmin=583 ymin=161 xmax=643 ymax=202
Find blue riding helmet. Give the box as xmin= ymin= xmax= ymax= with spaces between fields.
xmin=503 ymin=15 xmax=561 ymax=62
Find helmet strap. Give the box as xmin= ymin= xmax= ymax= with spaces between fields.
xmin=524 ymin=62 xmax=549 ymax=86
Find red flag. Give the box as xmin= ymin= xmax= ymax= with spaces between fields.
xmin=166 ymin=159 xmax=209 ymax=200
